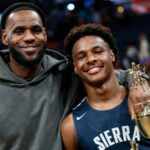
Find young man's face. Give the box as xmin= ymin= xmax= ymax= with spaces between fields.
xmin=2 ymin=9 xmax=47 ymax=67
xmin=72 ymin=35 xmax=115 ymax=86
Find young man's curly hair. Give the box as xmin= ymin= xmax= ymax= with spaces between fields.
xmin=64 ymin=23 xmax=118 ymax=66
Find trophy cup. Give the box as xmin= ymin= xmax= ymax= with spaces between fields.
xmin=129 ymin=62 xmax=150 ymax=150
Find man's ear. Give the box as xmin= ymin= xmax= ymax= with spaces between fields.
xmin=74 ymin=67 xmax=77 ymax=74
xmin=73 ymin=62 xmax=78 ymax=74
xmin=2 ymin=30 xmax=8 ymax=46
xmin=43 ymin=27 xmax=47 ymax=40
xmin=110 ymin=50 xmax=115 ymax=63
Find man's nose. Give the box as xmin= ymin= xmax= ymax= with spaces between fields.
xmin=86 ymin=53 xmax=97 ymax=64
xmin=23 ymin=30 xmax=35 ymax=42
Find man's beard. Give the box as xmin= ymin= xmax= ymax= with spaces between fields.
xmin=9 ymin=45 xmax=46 ymax=67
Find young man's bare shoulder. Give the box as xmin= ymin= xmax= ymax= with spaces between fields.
xmin=61 ymin=113 xmax=74 ymax=131
xmin=61 ymin=113 xmax=79 ymax=150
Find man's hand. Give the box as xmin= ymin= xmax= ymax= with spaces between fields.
xmin=128 ymin=84 xmax=150 ymax=120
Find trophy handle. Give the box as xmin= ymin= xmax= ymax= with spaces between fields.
xmin=134 ymin=118 xmax=148 ymax=139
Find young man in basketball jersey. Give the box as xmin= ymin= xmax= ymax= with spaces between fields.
xmin=61 ymin=24 xmax=150 ymax=150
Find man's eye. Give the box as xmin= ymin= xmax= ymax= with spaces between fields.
xmin=95 ymin=50 xmax=103 ymax=54
xmin=77 ymin=55 xmax=85 ymax=60
xmin=94 ymin=48 xmax=105 ymax=54
xmin=33 ymin=27 xmax=42 ymax=33
xmin=15 ymin=29 xmax=23 ymax=34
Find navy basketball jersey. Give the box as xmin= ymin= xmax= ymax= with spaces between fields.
xmin=73 ymin=97 xmax=150 ymax=150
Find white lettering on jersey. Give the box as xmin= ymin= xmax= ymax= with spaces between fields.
xmin=132 ymin=126 xmax=140 ymax=141
xmin=93 ymin=136 xmax=106 ymax=150
xmin=112 ymin=127 xmax=122 ymax=143
xmin=104 ymin=130 xmax=115 ymax=146
xmin=122 ymin=126 xmax=131 ymax=141
xmin=100 ymin=133 xmax=109 ymax=148
xmin=93 ymin=126 xmax=140 ymax=149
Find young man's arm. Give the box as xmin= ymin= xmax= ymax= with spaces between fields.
xmin=61 ymin=113 xmax=80 ymax=150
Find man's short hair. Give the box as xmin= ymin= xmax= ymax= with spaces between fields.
xmin=1 ymin=2 xmax=47 ymax=30
xmin=64 ymin=23 xmax=118 ymax=65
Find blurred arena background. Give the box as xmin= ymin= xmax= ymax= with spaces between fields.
xmin=0 ymin=0 xmax=150 ymax=70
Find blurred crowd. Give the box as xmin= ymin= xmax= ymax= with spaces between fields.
xmin=0 ymin=0 xmax=150 ymax=71
xmin=122 ymin=33 xmax=150 ymax=71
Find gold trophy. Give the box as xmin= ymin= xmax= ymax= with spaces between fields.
xmin=130 ymin=140 xmax=139 ymax=150
xmin=129 ymin=62 xmax=150 ymax=150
